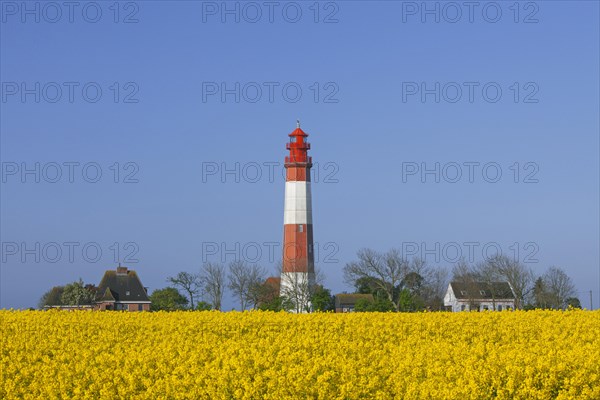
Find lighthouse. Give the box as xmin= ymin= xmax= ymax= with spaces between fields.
xmin=280 ymin=121 xmax=315 ymax=312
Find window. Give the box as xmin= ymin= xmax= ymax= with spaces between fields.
xmin=298 ymin=225 xmax=303 ymax=232
xmin=138 ymin=304 xmax=143 ymax=311
xmin=461 ymin=305 xmax=466 ymax=311
xmin=482 ymin=305 xmax=489 ymax=311
xmin=497 ymin=305 xmax=503 ymax=311
xmin=480 ymin=290 xmax=486 ymax=296
xmin=126 ymin=291 xmax=130 ymax=296
xmin=291 ymin=137 xmax=297 ymax=143
xmin=460 ymin=290 xmax=467 ymax=296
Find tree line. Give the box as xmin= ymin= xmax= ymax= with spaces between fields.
xmin=38 ymin=261 xmax=335 ymax=312
xmin=156 ymin=261 xmax=334 ymax=312
xmin=38 ymin=279 xmax=97 ymax=308
xmin=343 ymin=248 xmax=581 ymax=311
xmin=38 ymin=248 xmax=582 ymax=311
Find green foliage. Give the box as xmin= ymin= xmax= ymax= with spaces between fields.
xmin=371 ymin=298 xmax=396 ymax=312
xmin=311 ymin=286 xmax=335 ymax=312
xmin=397 ymin=288 xmax=426 ymax=312
xmin=355 ymin=277 xmax=389 ymax=301
xmin=354 ymin=297 xmax=395 ymax=312
xmin=355 ymin=277 xmax=379 ymax=294
xmin=38 ymin=286 xmax=65 ymax=308
xmin=150 ymin=287 xmax=188 ymax=311
xmin=196 ymin=301 xmax=213 ymax=311
xmin=402 ymin=272 xmax=424 ymax=294
xmin=259 ymin=296 xmax=290 ymax=312
xmin=397 ymin=288 xmax=413 ymax=311
xmin=60 ymin=279 xmax=95 ymax=306
xmin=354 ymin=298 xmax=373 ymax=312
xmin=566 ymin=297 xmax=581 ymax=309
xmin=353 ymin=271 xmax=429 ymax=312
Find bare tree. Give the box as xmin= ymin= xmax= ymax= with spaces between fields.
xmin=344 ymin=248 xmax=409 ymax=311
xmin=167 ymin=272 xmax=201 ymax=309
xmin=409 ymin=257 xmax=428 ymax=277
xmin=485 ymin=255 xmax=534 ymax=309
xmin=247 ymin=264 xmax=267 ymax=308
xmin=422 ymin=266 xmax=449 ymax=310
xmin=452 ymin=258 xmax=478 ymax=282
xmin=533 ymin=276 xmax=550 ymax=308
xmin=543 ymin=266 xmax=576 ymax=309
xmin=228 ymin=261 xmax=266 ymax=310
xmin=451 ymin=259 xmax=480 ymax=309
xmin=248 ymin=278 xmax=279 ymax=310
xmin=278 ymin=261 xmax=324 ymax=313
xmin=474 ymin=261 xmax=503 ymax=309
xmin=200 ymin=262 xmax=226 ymax=310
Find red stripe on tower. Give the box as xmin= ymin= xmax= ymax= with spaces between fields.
xmin=280 ymin=121 xmax=315 ymax=312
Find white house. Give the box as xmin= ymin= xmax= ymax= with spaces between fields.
xmin=444 ymin=281 xmax=516 ymax=312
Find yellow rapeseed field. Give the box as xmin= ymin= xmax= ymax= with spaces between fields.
xmin=1 ymin=310 xmax=599 ymax=399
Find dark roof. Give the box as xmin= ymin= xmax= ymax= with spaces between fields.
xmin=334 ymin=293 xmax=374 ymax=308
xmin=95 ymin=267 xmax=150 ymax=303
xmin=449 ymin=281 xmax=515 ymax=300
xmin=97 ymin=287 xmax=115 ymax=302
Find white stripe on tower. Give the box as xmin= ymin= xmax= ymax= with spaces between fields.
xmin=283 ymin=181 xmax=312 ymax=225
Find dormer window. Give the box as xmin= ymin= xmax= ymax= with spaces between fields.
xmin=480 ymin=290 xmax=486 ymax=296
xmin=460 ymin=290 xmax=467 ymax=296
xmin=126 ymin=291 xmax=130 ymax=296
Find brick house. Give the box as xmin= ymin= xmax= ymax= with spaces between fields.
xmin=334 ymin=293 xmax=375 ymax=313
xmin=444 ymin=281 xmax=516 ymax=312
xmin=94 ymin=265 xmax=151 ymax=311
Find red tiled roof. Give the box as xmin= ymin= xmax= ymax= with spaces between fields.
xmin=265 ymin=277 xmax=281 ymax=290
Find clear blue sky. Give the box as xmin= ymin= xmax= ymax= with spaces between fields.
xmin=1 ymin=1 xmax=599 ymax=309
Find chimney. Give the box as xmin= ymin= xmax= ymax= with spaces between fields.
xmin=116 ymin=264 xmax=128 ymax=275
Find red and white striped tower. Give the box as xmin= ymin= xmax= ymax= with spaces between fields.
xmin=280 ymin=121 xmax=315 ymax=311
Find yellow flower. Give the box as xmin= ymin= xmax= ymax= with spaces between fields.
xmin=1 ymin=310 xmax=599 ymax=399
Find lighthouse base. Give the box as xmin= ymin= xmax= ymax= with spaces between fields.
xmin=280 ymin=271 xmax=316 ymax=313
